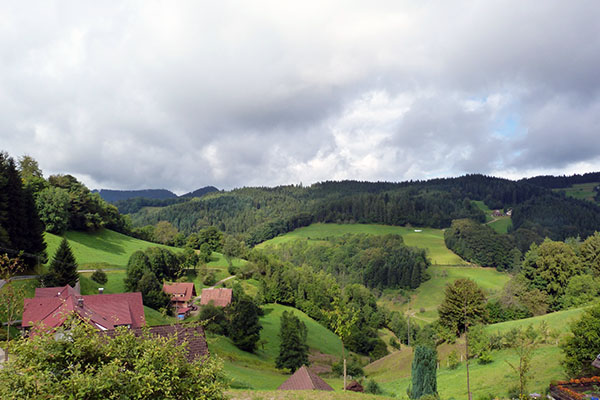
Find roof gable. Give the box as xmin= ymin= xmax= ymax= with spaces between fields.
xmin=200 ymin=288 xmax=232 ymax=307
xmin=278 ymin=365 xmax=334 ymax=391
xmin=163 ymin=282 xmax=197 ymax=302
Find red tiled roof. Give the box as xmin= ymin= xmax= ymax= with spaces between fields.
xmin=23 ymin=286 xmax=145 ymax=331
xmin=200 ymin=288 xmax=232 ymax=307
xmin=163 ymin=282 xmax=197 ymax=302
xmin=278 ymin=365 xmax=334 ymax=391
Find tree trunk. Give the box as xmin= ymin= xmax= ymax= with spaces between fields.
xmin=466 ymin=327 xmax=471 ymax=400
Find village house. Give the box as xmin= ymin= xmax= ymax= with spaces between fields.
xmin=199 ymin=287 xmax=233 ymax=308
xmin=22 ymin=285 xmax=145 ymax=332
xmin=162 ymin=282 xmax=197 ymax=319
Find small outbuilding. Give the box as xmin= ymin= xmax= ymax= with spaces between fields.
xmin=345 ymin=380 xmax=364 ymax=392
xmin=278 ymin=365 xmax=334 ymax=391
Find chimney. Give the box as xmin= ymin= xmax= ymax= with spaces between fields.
xmin=98 ymin=288 xmax=104 ymax=294
xmin=77 ymin=298 xmax=84 ymax=308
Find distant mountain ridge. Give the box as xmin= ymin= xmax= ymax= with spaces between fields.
xmin=94 ymin=186 xmax=219 ymax=203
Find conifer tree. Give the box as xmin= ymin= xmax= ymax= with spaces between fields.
xmin=410 ymin=345 xmax=438 ymax=399
xmin=229 ymin=297 xmax=262 ymax=352
xmin=43 ymin=238 xmax=79 ymax=287
xmin=276 ymin=311 xmax=309 ymax=373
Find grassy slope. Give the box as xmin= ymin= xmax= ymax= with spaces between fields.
xmin=209 ymin=303 xmax=343 ymax=390
xmin=473 ymin=200 xmax=512 ymax=234
xmin=227 ymin=390 xmax=395 ymax=400
xmin=554 ymin=182 xmax=599 ymax=202
xmin=258 ymin=223 xmax=466 ymax=266
xmin=379 ymin=265 xmax=510 ymax=323
xmin=44 ymin=229 xmax=182 ymax=269
xmin=365 ymin=305 xmax=590 ymax=399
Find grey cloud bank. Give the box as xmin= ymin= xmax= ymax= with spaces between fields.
xmin=1 ymin=1 xmax=599 ymax=192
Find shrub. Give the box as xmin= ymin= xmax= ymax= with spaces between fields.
xmin=365 ymin=379 xmax=383 ymax=395
xmin=90 ymin=269 xmax=108 ymax=285
xmin=390 ymin=337 xmax=401 ymax=350
xmin=447 ymin=350 xmax=460 ymax=369
xmin=203 ymin=270 xmax=216 ymax=286
xmin=477 ymin=350 xmax=493 ymax=365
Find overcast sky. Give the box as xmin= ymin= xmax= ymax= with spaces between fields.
xmin=2 ymin=1 xmax=600 ymax=193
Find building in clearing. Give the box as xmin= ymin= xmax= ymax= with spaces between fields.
xmin=22 ymin=285 xmax=145 ymax=332
xmin=199 ymin=288 xmax=233 ymax=308
xmin=162 ymin=282 xmax=197 ymax=319
xmin=278 ymin=365 xmax=334 ymax=391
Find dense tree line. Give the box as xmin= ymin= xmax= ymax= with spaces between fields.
xmin=261 ymin=234 xmax=431 ymax=290
xmin=245 ymin=250 xmax=388 ymax=358
xmin=512 ymin=193 xmax=600 ymax=241
xmin=0 ymin=152 xmax=47 ymax=271
xmin=445 ymin=219 xmax=521 ymax=271
xmin=521 ymin=171 xmax=600 ymax=189
xmin=122 ymin=174 xmax=600 ymax=251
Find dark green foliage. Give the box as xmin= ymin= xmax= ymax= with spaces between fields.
xmin=124 ymin=250 xmax=150 ymax=292
xmin=0 ymin=152 xmax=47 ymax=271
xmin=365 ymin=379 xmax=383 ymax=395
xmin=138 ymin=271 xmax=171 ymax=312
xmin=198 ymin=227 xmax=224 ymax=252
xmin=521 ymin=239 xmax=581 ymax=309
xmin=276 ymin=311 xmax=309 ymax=372
xmin=90 ymin=269 xmax=107 ymax=285
xmin=42 ymin=238 xmax=79 ymax=287
xmin=145 ymin=247 xmax=184 ymax=281
xmin=261 ymin=234 xmax=430 ymax=290
xmin=438 ymin=278 xmax=487 ymax=336
xmin=447 ymin=350 xmax=460 ymax=369
xmin=332 ymin=355 xmax=364 ymax=377
xmin=228 ymin=297 xmax=262 ymax=352
xmin=198 ymin=304 xmax=229 ymax=335
xmin=444 ymin=219 xmax=519 ymax=271
xmin=411 ymin=345 xmax=438 ymax=399
xmin=561 ymin=302 xmax=600 ymax=378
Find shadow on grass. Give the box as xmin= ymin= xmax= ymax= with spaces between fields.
xmin=65 ymin=230 xmax=126 ymax=255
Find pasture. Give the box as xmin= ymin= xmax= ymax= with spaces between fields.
xmin=379 ymin=265 xmax=511 ymax=323
xmin=258 ymin=223 xmax=466 ymax=265
xmin=554 ymin=182 xmax=600 ymax=203
xmin=44 ymin=229 xmax=182 ymax=269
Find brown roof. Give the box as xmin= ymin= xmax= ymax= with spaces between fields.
xmin=106 ymin=324 xmax=209 ymax=362
xmin=163 ymin=282 xmax=197 ymax=302
xmin=278 ymin=365 xmax=334 ymax=391
xmin=200 ymin=288 xmax=233 ymax=307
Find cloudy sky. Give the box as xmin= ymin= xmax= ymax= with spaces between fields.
xmin=2 ymin=1 xmax=600 ymax=193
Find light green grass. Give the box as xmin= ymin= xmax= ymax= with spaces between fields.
xmin=258 ymin=223 xmax=466 ymax=266
xmin=484 ymin=305 xmax=589 ymax=335
xmin=227 ymin=389 xmax=396 ymax=399
xmin=379 ymin=266 xmax=511 ymax=323
xmin=143 ymin=306 xmax=177 ymax=326
xmin=209 ymin=303 xmax=343 ymax=390
xmin=554 ymin=182 xmax=600 ymax=202
xmin=473 ymin=200 xmax=494 ymax=223
xmin=79 ymin=270 xmax=126 ymax=294
xmin=44 ymin=229 xmax=182 ymax=269
xmin=489 ymin=217 xmax=512 ymax=234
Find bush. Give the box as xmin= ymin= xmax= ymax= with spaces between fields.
xmin=447 ymin=350 xmax=460 ymax=369
xmin=390 ymin=337 xmax=401 ymax=350
xmin=477 ymin=350 xmax=493 ymax=365
xmin=332 ymin=356 xmax=364 ymax=378
xmin=90 ymin=269 xmax=108 ymax=285
xmin=365 ymin=379 xmax=383 ymax=395
xmin=203 ymin=270 xmax=216 ymax=286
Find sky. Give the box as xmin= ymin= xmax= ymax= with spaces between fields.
xmin=1 ymin=1 xmax=600 ymax=193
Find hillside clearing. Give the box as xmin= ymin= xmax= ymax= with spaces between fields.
xmin=44 ymin=229 xmax=182 ymax=269
xmin=258 ymin=223 xmax=466 ymax=265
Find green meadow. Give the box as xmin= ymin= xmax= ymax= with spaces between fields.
xmin=554 ymin=182 xmax=600 ymax=202
xmin=258 ymin=223 xmax=466 ymax=265
xmin=473 ymin=200 xmax=512 ymax=234
xmin=44 ymin=229 xmax=182 ymax=269
xmin=208 ymin=303 xmax=343 ymax=390
xmin=366 ymin=305 xmax=591 ymax=399
xmin=379 ymin=265 xmax=511 ymax=323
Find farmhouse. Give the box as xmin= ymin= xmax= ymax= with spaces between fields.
xmin=278 ymin=365 xmax=334 ymax=391
xmin=162 ymin=282 xmax=197 ymax=319
xmin=22 ymin=284 xmax=145 ymax=332
xmin=200 ymin=287 xmax=233 ymax=307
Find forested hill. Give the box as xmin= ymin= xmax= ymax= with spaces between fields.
xmin=95 ymin=189 xmax=177 ymax=202
xmin=124 ymin=174 xmax=600 ymax=247
xmin=521 ymin=171 xmax=600 ymax=189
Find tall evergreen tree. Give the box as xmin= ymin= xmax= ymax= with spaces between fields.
xmin=0 ymin=151 xmax=47 ymax=271
xmin=43 ymin=238 xmax=79 ymax=287
xmin=276 ymin=311 xmax=309 ymax=373
xmin=229 ymin=297 xmax=263 ymax=352
xmin=410 ymin=345 xmax=438 ymax=399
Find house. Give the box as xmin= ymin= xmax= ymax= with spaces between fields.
xmin=278 ymin=365 xmax=334 ymax=391
xmin=162 ymin=282 xmax=197 ymax=319
xmin=22 ymin=285 xmax=145 ymax=332
xmin=199 ymin=288 xmax=233 ymax=308
xmin=492 ymin=210 xmax=504 ymax=217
